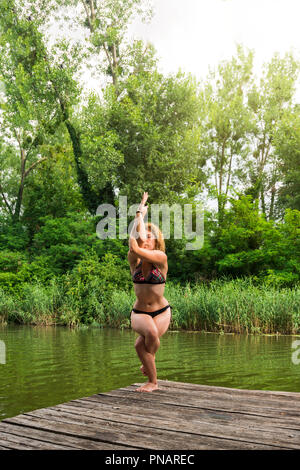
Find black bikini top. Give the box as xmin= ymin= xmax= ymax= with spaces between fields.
xmin=132 ymin=260 xmax=166 ymax=284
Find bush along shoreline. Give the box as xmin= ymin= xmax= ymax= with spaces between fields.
xmin=0 ymin=277 xmax=299 ymax=335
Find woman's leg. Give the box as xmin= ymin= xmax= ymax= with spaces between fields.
xmin=131 ymin=313 xmax=159 ymax=391
xmin=135 ymin=336 xmax=155 ymax=376
xmin=135 ymin=335 xmax=157 ymax=386
xmin=153 ymin=306 xmax=172 ymax=337
xmin=131 ymin=308 xmax=171 ymax=392
xmin=138 ymin=307 xmax=171 ymax=376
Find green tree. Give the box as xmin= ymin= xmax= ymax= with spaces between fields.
xmin=21 ymin=139 xmax=86 ymax=241
xmin=199 ymin=45 xmax=255 ymax=226
xmin=72 ymin=92 xmax=123 ymax=207
xmin=14 ymin=0 xmax=156 ymax=212
xmin=246 ymin=52 xmax=300 ymax=220
xmin=0 ymin=0 xmax=81 ymax=222
xmin=104 ymin=70 xmax=205 ymax=204
xmin=273 ymin=107 xmax=300 ymax=214
xmin=258 ymin=208 xmax=300 ymax=286
xmin=214 ymin=194 xmax=270 ymax=276
xmin=37 ymin=0 xmax=154 ymax=93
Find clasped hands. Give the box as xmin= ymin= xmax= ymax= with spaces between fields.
xmin=129 ymin=192 xmax=148 ymax=253
xmin=136 ymin=191 xmax=148 ymax=218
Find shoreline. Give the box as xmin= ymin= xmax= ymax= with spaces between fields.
xmin=1 ymin=321 xmax=300 ymax=337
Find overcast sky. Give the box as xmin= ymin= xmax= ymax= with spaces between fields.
xmin=127 ymin=0 xmax=300 ymax=100
xmin=48 ymin=0 xmax=300 ymax=102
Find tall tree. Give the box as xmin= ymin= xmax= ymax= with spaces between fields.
xmin=246 ymin=52 xmax=300 ymax=220
xmin=199 ymin=45 xmax=254 ymax=226
xmin=43 ymin=0 xmax=154 ymax=93
xmin=273 ymin=106 xmax=300 ymax=215
xmin=0 ymin=1 xmax=82 ymax=221
xmin=102 ymin=70 xmax=205 ymax=205
xmin=14 ymin=0 xmax=156 ymax=210
xmin=51 ymin=0 xmax=156 ymax=207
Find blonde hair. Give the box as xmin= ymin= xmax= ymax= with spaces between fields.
xmin=144 ymin=222 xmax=165 ymax=253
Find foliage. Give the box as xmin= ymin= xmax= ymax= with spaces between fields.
xmin=0 ymin=0 xmax=83 ymax=221
xmin=106 ymin=70 xmax=205 ymax=204
xmin=244 ymin=51 xmax=300 ymax=219
xmin=60 ymin=248 xmax=132 ymax=324
xmin=274 ymin=108 xmax=300 ymax=213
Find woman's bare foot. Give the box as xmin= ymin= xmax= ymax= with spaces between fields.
xmin=140 ymin=365 xmax=148 ymax=376
xmin=136 ymin=382 xmax=158 ymax=392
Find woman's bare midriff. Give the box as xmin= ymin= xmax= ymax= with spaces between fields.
xmin=133 ymin=283 xmax=169 ymax=311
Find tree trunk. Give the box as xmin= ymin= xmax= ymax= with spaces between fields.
xmin=12 ymin=148 xmax=26 ymax=222
xmin=269 ymin=184 xmax=276 ymax=220
xmin=64 ymin=120 xmax=100 ymax=214
xmin=260 ymin=187 xmax=266 ymax=217
xmin=217 ymin=139 xmax=226 ymax=226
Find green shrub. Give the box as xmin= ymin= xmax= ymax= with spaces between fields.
xmin=61 ymin=248 xmax=132 ymax=324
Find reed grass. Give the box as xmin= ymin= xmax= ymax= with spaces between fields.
xmin=0 ymin=277 xmax=299 ymax=334
xmin=166 ymin=278 xmax=300 ymax=334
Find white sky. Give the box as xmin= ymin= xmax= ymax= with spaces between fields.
xmin=46 ymin=0 xmax=300 ymax=102
xmin=128 ymin=0 xmax=300 ymax=100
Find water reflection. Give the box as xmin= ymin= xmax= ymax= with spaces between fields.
xmin=0 ymin=324 xmax=299 ymax=420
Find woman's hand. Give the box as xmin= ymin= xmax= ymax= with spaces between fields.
xmin=137 ymin=192 xmax=148 ymax=217
xmin=140 ymin=191 xmax=148 ymax=207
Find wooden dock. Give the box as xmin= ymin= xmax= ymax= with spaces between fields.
xmin=0 ymin=379 xmax=299 ymax=450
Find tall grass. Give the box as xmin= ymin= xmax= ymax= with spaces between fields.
xmin=166 ymin=278 xmax=300 ymax=334
xmin=0 ymin=277 xmax=299 ymax=334
xmin=0 ymin=279 xmax=64 ymax=325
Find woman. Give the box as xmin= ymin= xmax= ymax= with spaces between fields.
xmin=128 ymin=192 xmax=172 ymax=392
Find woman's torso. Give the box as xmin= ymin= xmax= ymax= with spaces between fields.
xmin=130 ymin=258 xmax=169 ymax=310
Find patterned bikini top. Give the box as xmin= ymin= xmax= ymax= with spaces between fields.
xmin=132 ymin=260 xmax=166 ymax=284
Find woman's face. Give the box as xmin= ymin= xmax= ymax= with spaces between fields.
xmin=142 ymin=230 xmax=156 ymax=250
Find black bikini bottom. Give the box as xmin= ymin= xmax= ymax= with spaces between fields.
xmin=131 ymin=304 xmax=172 ymax=318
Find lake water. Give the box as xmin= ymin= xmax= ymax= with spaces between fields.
xmin=0 ymin=324 xmax=299 ymax=420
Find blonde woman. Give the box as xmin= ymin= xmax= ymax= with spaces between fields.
xmin=128 ymin=192 xmax=172 ymax=392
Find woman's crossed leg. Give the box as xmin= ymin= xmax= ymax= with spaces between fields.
xmin=131 ymin=307 xmax=171 ymax=392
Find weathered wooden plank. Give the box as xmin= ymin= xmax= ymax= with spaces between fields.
xmin=48 ymin=401 xmax=300 ymax=449
xmin=97 ymin=390 xmax=300 ymax=426
xmin=154 ymin=381 xmax=300 ymax=410
xmin=3 ymin=414 xmax=147 ymax=450
xmin=0 ymin=421 xmax=138 ymax=450
xmin=2 ymin=412 xmax=283 ymax=450
xmin=157 ymin=379 xmax=300 ymax=399
xmin=98 ymin=387 xmax=300 ymax=421
xmin=73 ymin=395 xmax=300 ymax=431
xmin=65 ymin=396 xmax=300 ymax=435
xmin=128 ymin=383 xmax=300 ymax=412
xmin=0 ymin=438 xmax=37 ymax=450
xmin=0 ymin=433 xmax=74 ymax=450
xmin=97 ymin=387 xmax=300 ymax=421
xmin=0 ymin=430 xmax=78 ymax=450
xmin=0 ymin=445 xmax=10 ymax=450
